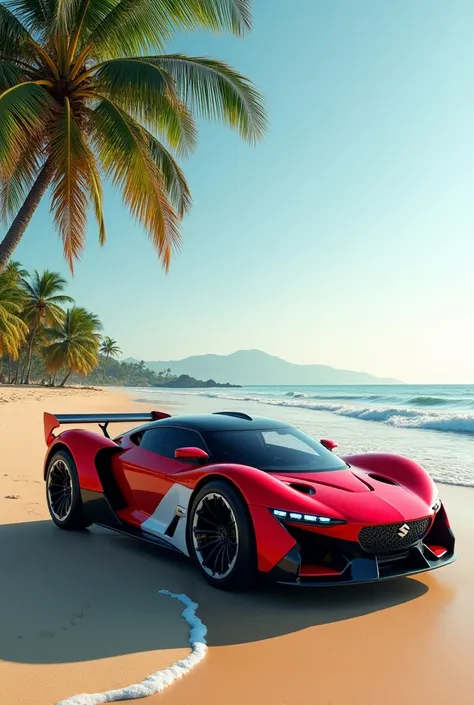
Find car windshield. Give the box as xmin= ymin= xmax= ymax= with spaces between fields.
xmin=201 ymin=426 xmax=347 ymax=473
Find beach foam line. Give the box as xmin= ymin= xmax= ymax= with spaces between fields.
xmin=56 ymin=590 xmax=207 ymax=705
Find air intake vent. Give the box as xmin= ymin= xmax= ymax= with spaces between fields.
xmin=368 ymin=474 xmax=398 ymax=486
xmin=288 ymin=483 xmax=316 ymax=496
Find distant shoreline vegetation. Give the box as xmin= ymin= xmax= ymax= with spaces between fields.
xmin=158 ymin=374 xmax=240 ymax=389
xmin=75 ymin=359 xmax=240 ymax=388
xmin=2 ymin=350 xmax=241 ymax=389
xmin=92 ymin=360 xmax=241 ymax=388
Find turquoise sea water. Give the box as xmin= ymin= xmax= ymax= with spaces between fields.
xmin=126 ymin=385 xmax=474 ymax=487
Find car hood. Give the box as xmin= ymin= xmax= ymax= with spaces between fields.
xmin=270 ymin=467 xmax=431 ymax=524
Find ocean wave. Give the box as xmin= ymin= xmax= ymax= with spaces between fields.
xmin=310 ymin=393 xmax=388 ymax=402
xmin=307 ymin=393 xmax=469 ymax=407
xmin=147 ymin=390 xmax=474 ymax=436
xmin=407 ymin=395 xmax=455 ymax=406
xmin=280 ymin=392 xmax=468 ymax=406
xmin=282 ymin=402 xmax=474 ymax=434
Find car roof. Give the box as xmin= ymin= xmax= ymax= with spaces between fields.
xmin=127 ymin=412 xmax=290 ymax=434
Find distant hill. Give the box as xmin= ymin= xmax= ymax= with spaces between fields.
xmin=124 ymin=349 xmax=401 ymax=386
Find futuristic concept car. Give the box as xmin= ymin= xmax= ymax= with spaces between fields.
xmin=43 ymin=410 xmax=456 ymax=590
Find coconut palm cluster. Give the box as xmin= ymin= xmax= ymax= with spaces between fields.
xmin=0 ymin=261 xmax=120 ymax=385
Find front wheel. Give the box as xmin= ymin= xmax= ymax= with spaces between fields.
xmin=46 ymin=450 xmax=90 ymax=530
xmin=187 ymin=480 xmax=257 ymax=591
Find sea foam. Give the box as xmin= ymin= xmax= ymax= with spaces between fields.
xmin=56 ymin=591 xmax=207 ymax=705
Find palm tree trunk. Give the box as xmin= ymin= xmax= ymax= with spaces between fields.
xmin=23 ymin=319 xmax=39 ymax=385
xmin=59 ymin=368 xmax=73 ymax=387
xmin=7 ymin=356 xmax=11 ymax=384
xmin=103 ymin=353 xmax=110 ymax=377
xmin=0 ymin=163 xmax=53 ymax=273
xmin=13 ymin=356 xmax=22 ymax=384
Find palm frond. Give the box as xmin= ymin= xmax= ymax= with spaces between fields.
xmin=0 ymin=82 xmax=54 ymax=175
xmin=85 ymin=0 xmax=251 ymax=61
xmin=0 ymin=3 xmax=40 ymax=61
xmin=85 ymin=0 xmax=172 ymax=59
xmin=49 ymin=0 xmax=84 ymax=33
xmin=47 ymin=98 xmax=94 ymax=270
xmin=0 ymin=307 xmax=28 ymax=356
xmin=140 ymin=54 xmax=267 ymax=143
xmin=89 ymin=98 xmax=181 ymax=270
xmin=180 ymin=0 xmax=251 ymax=36
xmin=90 ymin=57 xmax=197 ymax=153
xmin=0 ymin=266 xmax=28 ymax=357
xmin=86 ymin=151 xmax=106 ymax=245
xmin=4 ymin=260 xmax=28 ymax=281
xmin=144 ymin=129 xmax=191 ymax=217
xmin=69 ymin=0 xmax=117 ymax=56
xmin=20 ymin=268 xmax=71 ymax=297
xmin=0 ymin=141 xmax=43 ymax=223
xmin=3 ymin=0 xmax=50 ymax=36
xmin=0 ymin=59 xmax=29 ymax=91
xmin=81 ymin=306 xmax=103 ymax=331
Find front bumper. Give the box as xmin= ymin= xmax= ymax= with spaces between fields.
xmin=268 ymin=542 xmax=457 ymax=586
xmin=267 ymin=505 xmax=456 ymax=586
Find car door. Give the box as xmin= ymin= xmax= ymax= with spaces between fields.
xmin=119 ymin=426 xmax=208 ymax=517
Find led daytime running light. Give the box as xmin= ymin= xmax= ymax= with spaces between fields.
xmin=271 ymin=509 xmax=344 ymax=526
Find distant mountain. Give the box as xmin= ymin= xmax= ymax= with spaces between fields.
xmin=124 ymin=350 xmax=400 ymax=386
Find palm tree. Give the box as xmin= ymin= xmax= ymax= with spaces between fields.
xmin=4 ymin=260 xmax=28 ymax=282
xmin=0 ymin=264 xmax=28 ymax=378
xmin=44 ymin=306 xmax=103 ymax=386
xmin=20 ymin=269 xmax=73 ymax=383
xmin=0 ymin=0 xmax=267 ymax=273
xmin=100 ymin=335 xmax=121 ymax=376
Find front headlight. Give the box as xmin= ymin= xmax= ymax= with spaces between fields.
xmin=432 ymin=496 xmax=442 ymax=512
xmin=271 ymin=508 xmax=345 ymax=526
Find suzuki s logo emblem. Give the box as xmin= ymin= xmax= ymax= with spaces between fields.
xmin=397 ymin=523 xmax=410 ymax=538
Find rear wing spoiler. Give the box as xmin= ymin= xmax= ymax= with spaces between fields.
xmin=44 ymin=411 xmax=170 ymax=446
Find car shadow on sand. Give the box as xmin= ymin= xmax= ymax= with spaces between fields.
xmin=0 ymin=519 xmax=431 ymax=664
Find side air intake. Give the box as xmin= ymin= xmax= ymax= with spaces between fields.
xmin=368 ymin=474 xmax=398 ymax=486
xmin=288 ymin=483 xmax=316 ymax=496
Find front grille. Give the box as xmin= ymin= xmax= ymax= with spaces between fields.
xmin=359 ymin=518 xmax=430 ymax=554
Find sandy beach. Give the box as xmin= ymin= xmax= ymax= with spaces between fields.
xmin=1 ymin=387 xmax=473 ymax=705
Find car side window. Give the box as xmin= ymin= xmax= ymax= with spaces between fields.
xmin=139 ymin=427 xmax=207 ymax=460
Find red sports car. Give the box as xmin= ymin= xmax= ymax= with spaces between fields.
xmin=43 ymin=409 xmax=456 ymax=590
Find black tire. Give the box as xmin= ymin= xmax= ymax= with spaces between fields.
xmin=45 ymin=449 xmax=90 ymax=531
xmin=187 ymin=479 xmax=257 ymax=591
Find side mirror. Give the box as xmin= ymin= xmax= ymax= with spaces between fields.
xmin=320 ymin=439 xmax=337 ymax=452
xmin=175 ymin=447 xmax=209 ymax=462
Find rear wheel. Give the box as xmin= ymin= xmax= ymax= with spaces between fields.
xmin=46 ymin=450 xmax=90 ymax=530
xmin=187 ymin=480 xmax=257 ymax=591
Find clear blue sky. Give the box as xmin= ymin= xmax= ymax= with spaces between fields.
xmin=12 ymin=1 xmax=474 ymax=383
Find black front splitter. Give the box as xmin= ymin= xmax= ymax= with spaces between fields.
xmin=267 ymin=543 xmax=457 ymax=587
